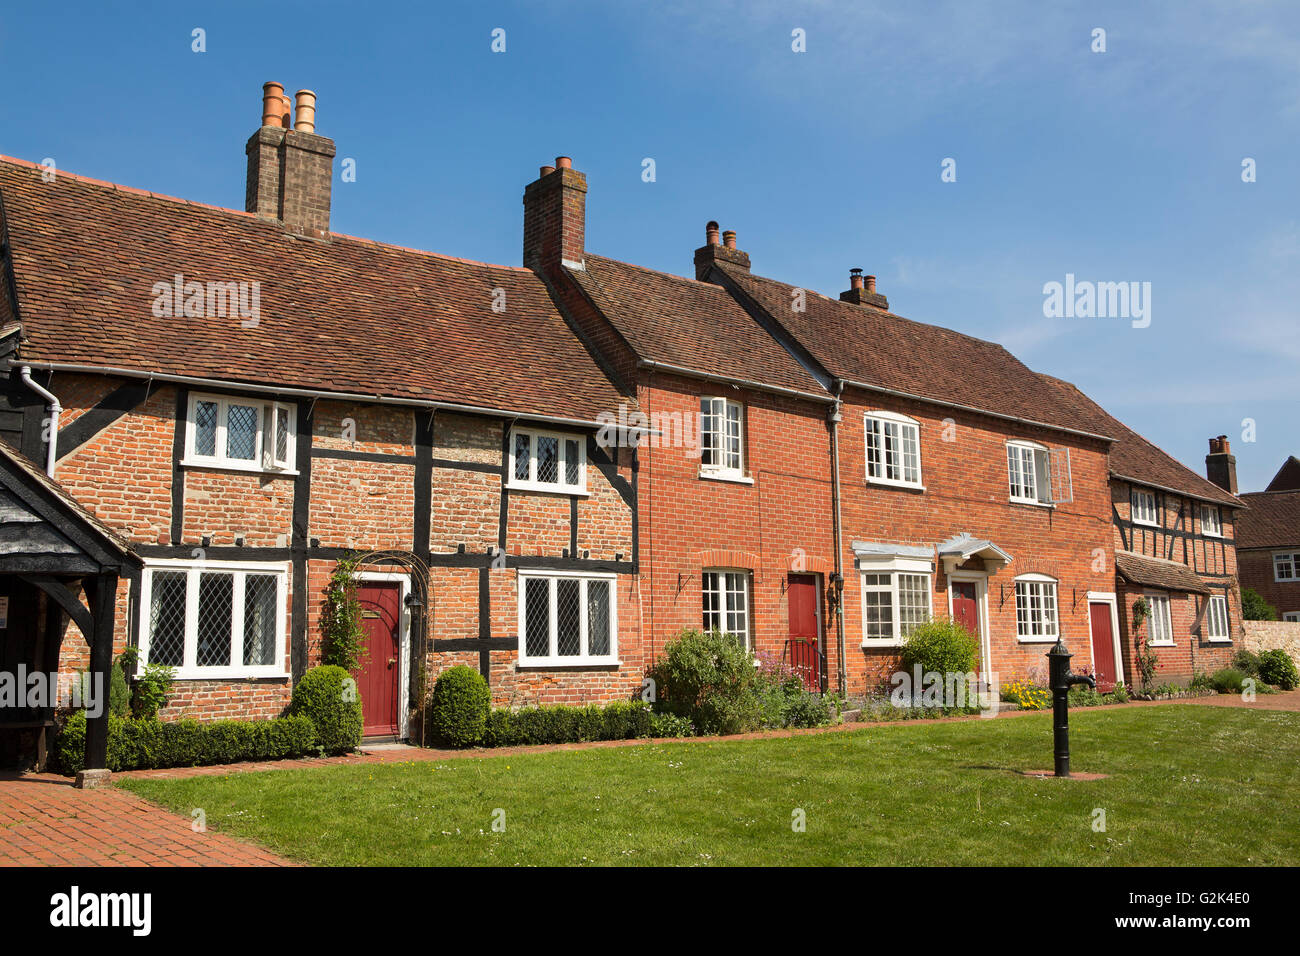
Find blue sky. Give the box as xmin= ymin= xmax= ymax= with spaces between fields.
xmin=2 ymin=1 xmax=1296 ymax=491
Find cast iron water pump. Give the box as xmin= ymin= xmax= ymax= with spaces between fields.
xmin=1046 ymin=638 xmax=1096 ymax=777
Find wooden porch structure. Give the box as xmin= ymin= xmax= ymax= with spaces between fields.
xmin=0 ymin=444 xmax=136 ymax=785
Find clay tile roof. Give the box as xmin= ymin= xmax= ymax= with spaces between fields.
xmin=0 ymin=157 xmax=630 ymax=423
xmin=568 ymin=255 xmax=827 ymax=396
xmin=1034 ymin=374 xmax=1244 ymax=509
xmin=714 ymin=265 xmax=1109 ymax=438
xmin=1115 ymin=551 xmax=1212 ymax=594
xmin=1237 ymin=490 xmax=1300 ymax=550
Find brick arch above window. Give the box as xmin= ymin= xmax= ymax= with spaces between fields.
xmin=692 ymin=549 xmax=761 ymax=570
xmin=787 ymin=552 xmax=833 ymax=574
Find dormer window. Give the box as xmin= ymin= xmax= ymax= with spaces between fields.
xmin=865 ymin=411 xmax=922 ymax=488
xmin=508 ymin=426 xmax=587 ymax=494
xmin=183 ymin=393 xmax=296 ymax=473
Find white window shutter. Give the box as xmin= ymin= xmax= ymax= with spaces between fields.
xmin=1034 ymin=448 xmax=1053 ymax=503
xmin=1047 ymin=447 xmax=1073 ymax=503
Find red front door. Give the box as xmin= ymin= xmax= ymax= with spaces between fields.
xmin=353 ymin=582 xmax=401 ymax=737
xmin=952 ymin=582 xmax=979 ymax=635
xmin=787 ymin=574 xmax=821 ymax=692
xmin=1089 ymin=601 xmax=1118 ymax=693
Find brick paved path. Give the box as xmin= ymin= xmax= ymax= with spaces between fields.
xmin=0 ymin=772 xmax=294 ymax=866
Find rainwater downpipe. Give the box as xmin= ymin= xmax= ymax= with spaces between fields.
xmin=829 ymin=380 xmax=847 ymax=696
xmin=20 ymin=365 xmax=60 ymax=476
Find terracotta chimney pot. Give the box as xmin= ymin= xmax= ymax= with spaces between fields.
xmin=539 ymin=165 xmax=556 ymax=176
xmin=706 ymin=221 xmax=721 ymax=246
xmin=850 ymin=268 xmax=864 ymax=290
xmin=866 ymin=275 xmax=877 ymax=293
xmin=261 ymin=82 xmax=286 ymax=128
xmin=294 ymin=90 xmax=317 ymax=133
xmin=555 ymin=156 xmax=572 ymax=169
xmin=723 ymin=230 xmax=737 ymax=249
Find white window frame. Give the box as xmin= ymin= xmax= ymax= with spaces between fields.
xmin=1144 ymin=591 xmax=1174 ymax=646
xmin=138 ymin=558 xmax=291 ymax=680
xmin=858 ymin=556 xmax=933 ymax=647
xmin=699 ymin=397 xmax=746 ymax=481
xmin=864 ymin=411 xmax=924 ymax=489
xmin=1283 ymin=612 xmax=1300 ymax=623
xmin=1131 ymin=489 xmax=1159 ymax=527
xmin=1274 ymin=551 xmax=1300 ymax=582
xmin=1006 ymin=440 xmax=1053 ymax=506
xmin=1200 ymin=505 xmax=1222 ymax=538
xmin=507 ymin=426 xmax=588 ymax=495
xmin=1014 ymin=573 xmax=1060 ymax=642
xmin=182 ymin=392 xmax=297 ymax=474
xmin=702 ymin=568 xmax=753 ymax=651
xmin=1204 ymin=594 xmax=1230 ymax=643
xmin=516 ymin=570 xmax=617 ymax=666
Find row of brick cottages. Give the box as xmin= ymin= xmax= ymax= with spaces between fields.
xmin=0 ymin=96 xmax=1245 ymax=766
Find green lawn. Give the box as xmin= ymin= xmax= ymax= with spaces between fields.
xmin=118 ymin=705 xmax=1300 ymax=866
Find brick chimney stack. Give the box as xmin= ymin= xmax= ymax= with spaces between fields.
xmin=840 ymin=268 xmax=889 ymax=310
xmin=245 ymin=82 xmax=336 ymax=240
xmin=694 ymin=221 xmax=751 ymax=280
xmin=523 ymin=156 xmax=587 ymax=274
xmin=1206 ymin=435 xmax=1238 ymax=494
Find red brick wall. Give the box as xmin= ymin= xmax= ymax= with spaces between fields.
xmin=835 ymin=392 xmax=1113 ymax=694
xmin=635 ymin=371 xmax=836 ymax=680
xmin=1239 ymin=549 xmax=1300 ymax=619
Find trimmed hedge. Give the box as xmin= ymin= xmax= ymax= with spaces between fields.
xmin=51 ymin=712 xmax=317 ymax=775
xmin=428 ymin=665 xmax=491 ymax=747
xmin=479 ymin=700 xmax=692 ymax=748
xmin=289 ymin=665 xmax=363 ymax=754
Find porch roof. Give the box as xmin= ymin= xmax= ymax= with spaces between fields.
xmin=1114 ymin=551 xmax=1212 ymax=595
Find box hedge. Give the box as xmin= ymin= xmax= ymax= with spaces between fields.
xmin=289 ymin=664 xmax=363 ymax=754
xmin=51 ymin=711 xmax=318 ymax=775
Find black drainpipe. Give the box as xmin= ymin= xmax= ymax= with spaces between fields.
xmin=830 ymin=380 xmax=847 ymax=696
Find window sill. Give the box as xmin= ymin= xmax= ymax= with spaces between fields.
xmin=1147 ymin=641 xmax=1176 ymax=648
xmin=1204 ymin=637 xmax=1232 ymax=644
xmin=504 ymin=481 xmax=590 ymax=497
xmin=180 ymin=458 xmax=299 ymax=478
xmin=516 ymin=659 xmax=621 ymax=670
xmin=1202 ymin=532 xmax=1222 ymax=539
xmin=867 ymin=477 xmax=925 ymax=492
xmin=1132 ymin=519 xmax=1160 ymax=528
xmin=1009 ymin=497 xmax=1054 ymax=509
xmin=699 ymin=470 xmax=754 ymax=485
xmin=1016 ymin=635 xmax=1059 ymax=644
xmin=861 ymin=640 xmax=904 ymax=649
xmin=164 ymin=670 xmax=291 ymax=682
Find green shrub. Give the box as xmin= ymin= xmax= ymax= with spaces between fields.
xmin=754 ymin=663 xmax=833 ymax=729
xmin=645 ymin=628 xmax=762 ymax=736
xmin=50 ymin=711 xmax=317 ymax=775
xmin=427 ymin=665 xmax=491 ymax=747
xmin=1210 ymin=667 xmax=1246 ymax=694
xmin=1110 ymin=682 xmax=1131 ymax=703
xmin=1231 ymin=649 xmax=1261 ymax=677
xmin=900 ymin=618 xmax=979 ymax=678
xmin=648 ymin=711 xmax=695 ymax=738
xmin=1242 ymin=587 xmax=1278 ymax=621
xmin=290 ymin=665 xmax=363 ymax=754
xmin=131 ymin=662 xmax=175 ymax=719
xmin=1257 ymin=650 xmax=1300 ymax=690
